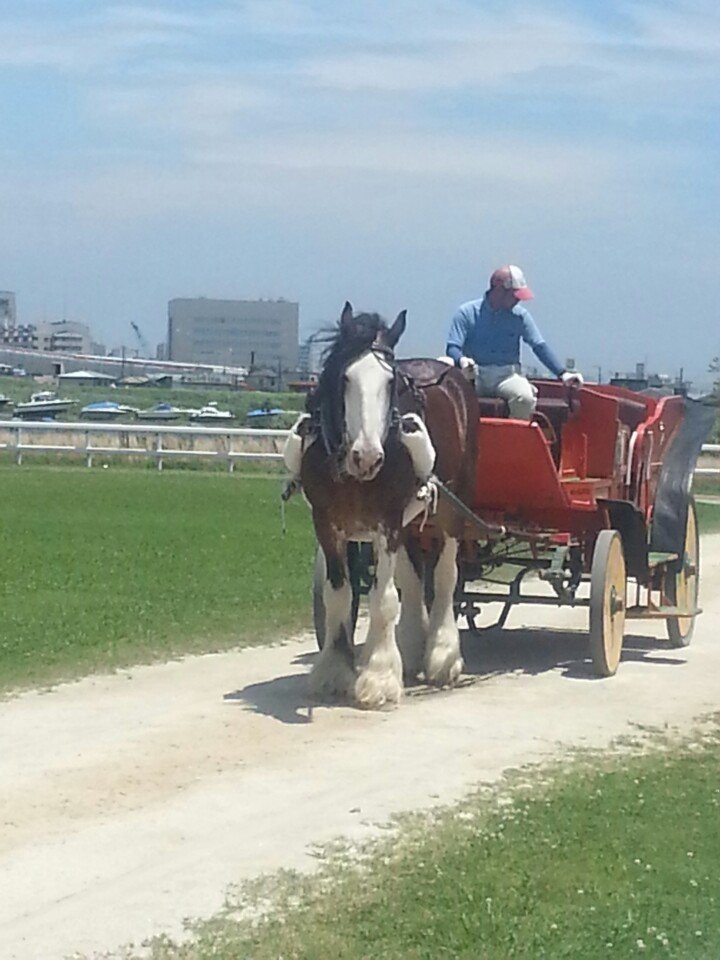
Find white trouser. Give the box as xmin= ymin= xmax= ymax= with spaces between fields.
xmin=475 ymin=364 xmax=538 ymax=420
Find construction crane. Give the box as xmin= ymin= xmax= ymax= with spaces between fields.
xmin=130 ymin=321 xmax=151 ymax=358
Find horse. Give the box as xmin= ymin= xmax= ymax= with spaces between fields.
xmin=285 ymin=302 xmax=478 ymax=709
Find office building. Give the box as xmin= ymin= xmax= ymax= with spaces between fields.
xmin=167 ymin=298 xmax=299 ymax=371
xmin=0 ymin=291 xmax=17 ymax=330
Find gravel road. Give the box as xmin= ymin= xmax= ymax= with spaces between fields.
xmin=2 ymin=535 xmax=719 ymax=959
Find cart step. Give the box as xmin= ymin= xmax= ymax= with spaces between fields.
xmin=647 ymin=551 xmax=679 ymax=568
xmin=626 ymin=605 xmax=702 ymax=620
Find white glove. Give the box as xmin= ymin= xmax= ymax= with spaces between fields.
xmin=458 ymin=356 xmax=478 ymax=380
xmin=561 ymin=370 xmax=584 ymax=387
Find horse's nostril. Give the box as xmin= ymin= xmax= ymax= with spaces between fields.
xmin=374 ymin=453 xmax=384 ymax=470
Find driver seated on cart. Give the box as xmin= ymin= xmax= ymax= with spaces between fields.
xmin=445 ymin=264 xmax=584 ymax=420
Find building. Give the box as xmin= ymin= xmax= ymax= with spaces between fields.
xmin=58 ymin=369 xmax=117 ymax=387
xmin=167 ymin=298 xmax=299 ymax=372
xmin=0 ymin=292 xmax=36 ymax=347
xmin=1 ymin=291 xmax=17 ymax=330
xmin=1 ymin=323 xmax=37 ymax=349
xmin=35 ymin=320 xmax=101 ymax=355
xmin=610 ymin=362 xmax=690 ymax=395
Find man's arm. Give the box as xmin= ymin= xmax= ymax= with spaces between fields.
xmin=446 ymin=306 xmax=471 ymax=364
xmin=521 ymin=311 xmax=566 ymax=378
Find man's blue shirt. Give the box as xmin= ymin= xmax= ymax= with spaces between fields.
xmin=446 ymin=295 xmax=564 ymax=377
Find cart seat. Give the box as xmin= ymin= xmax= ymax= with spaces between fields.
xmin=616 ymin=397 xmax=648 ymax=430
xmin=476 ymin=395 xmax=573 ymax=432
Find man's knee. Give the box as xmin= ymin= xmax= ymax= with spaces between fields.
xmin=507 ymin=393 xmax=537 ymax=420
xmin=501 ymin=377 xmax=537 ymax=421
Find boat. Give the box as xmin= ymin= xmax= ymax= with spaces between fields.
xmin=136 ymin=402 xmax=196 ymax=422
xmin=80 ymin=401 xmax=139 ymax=422
xmin=246 ymin=407 xmax=290 ymax=424
xmin=14 ymin=391 xmax=75 ymax=418
xmin=0 ymin=394 xmax=13 ymax=411
xmin=189 ymin=402 xmax=235 ymax=424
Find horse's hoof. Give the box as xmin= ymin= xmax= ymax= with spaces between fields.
xmin=355 ymin=671 xmax=402 ymax=710
xmin=425 ymin=652 xmax=464 ymax=688
xmin=310 ymin=661 xmax=355 ymax=703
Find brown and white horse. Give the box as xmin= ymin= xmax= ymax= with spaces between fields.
xmin=285 ymin=303 xmax=478 ymax=709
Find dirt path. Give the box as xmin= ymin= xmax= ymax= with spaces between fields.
xmin=2 ymin=537 xmax=720 ymax=960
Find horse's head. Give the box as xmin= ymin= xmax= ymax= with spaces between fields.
xmin=315 ymin=301 xmax=407 ymax=481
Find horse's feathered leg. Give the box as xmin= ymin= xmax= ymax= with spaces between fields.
xmin=395 ymin=541 xmax=428 ymax=684
xmin=310 ymin=541 xmax=356 ymax=701
xmin=425 ymin=535 xmax=464 ymax=686
xmin=355 ymin=536 xmax=402 ymax=709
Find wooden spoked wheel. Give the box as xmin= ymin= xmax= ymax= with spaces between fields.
xmin=589 ymin=530 xmax=626 ymax=677
xmin=666 ymin=498 xmax=699 ymax=648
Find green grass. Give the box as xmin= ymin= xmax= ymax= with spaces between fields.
xmin=115 ymin=721 xmax=720 ymax=960
xmin=693 ymin=474 xmax=720 ymax=498
xmin=1 ymin=464 xmax=719 ymax=693
xmin=696 ymin=501 xmax=720 ymax=532
xmin=0 ymin=466 xmax=315 ymax=691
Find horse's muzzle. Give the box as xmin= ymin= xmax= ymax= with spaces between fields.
xmin=347 ymin=444 xmax=385 ymax=481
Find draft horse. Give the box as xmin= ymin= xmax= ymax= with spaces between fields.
xmin=287 ymin=303 xmax=478 ymax=709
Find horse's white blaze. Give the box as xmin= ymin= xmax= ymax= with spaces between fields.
xmin=355 ymin=540 xmax=403 ymax=708
xmin=310 ymin=575 xmax=355 ymax=699
xmin=425 ymin=537 xmax=464 ymax=686
xmin=395 ymin=546 xmax=428 ymax=681
xmin=344 ymin=351 xmax=393 ymax=480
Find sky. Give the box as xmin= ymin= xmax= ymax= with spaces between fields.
xmin=1 ymin=0 xmax=718 ymax=385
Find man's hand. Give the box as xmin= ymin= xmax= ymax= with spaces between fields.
xmin=458 ymin=356 xmax=477 ymax=380
xmin=561 ymin=370 xmax=584 ymax=387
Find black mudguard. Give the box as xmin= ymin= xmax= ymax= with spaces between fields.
xmin=649 ymin=396 xmax=718 ymax=557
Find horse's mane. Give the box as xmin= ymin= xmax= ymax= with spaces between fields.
xmin=306 ymin=312 xmax=391 ymax=452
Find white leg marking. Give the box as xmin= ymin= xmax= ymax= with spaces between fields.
xmin=355 ymin=541 xmax=403 ymax=709
xmin=310 ymin=573 xmax=355 ymax=701
xmin=395 ymin=545 xmax=428 ymax=683
xmin=425 ymin=536 xmax=464 ymax=686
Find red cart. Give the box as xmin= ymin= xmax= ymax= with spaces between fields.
xmin=428 ymin=380 xmax=713 ymax=676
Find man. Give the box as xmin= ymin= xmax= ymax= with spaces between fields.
xmin=446 ymin=265 xmax=583 ymax=420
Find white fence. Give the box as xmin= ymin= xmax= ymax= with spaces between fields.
xmin=0 ymin=420 xmax=718 ymax=474
xmin=0 ymin=420 xmax=289 ymax=470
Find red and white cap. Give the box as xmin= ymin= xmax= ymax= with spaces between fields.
xmin=489 ymin=264 xmax=534 ymax=301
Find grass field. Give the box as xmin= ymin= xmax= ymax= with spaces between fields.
xmin=110 ymin=720 xmax=720 ymax=960
xmin=2 ymin=465 xmax=719 ymax=693
xmin=0 ymin=466 xmax=315 ymax=691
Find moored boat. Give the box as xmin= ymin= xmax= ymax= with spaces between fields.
xmin=14 ymin=391 xmax=75 ymax=418
xmin=80 ymin=401 xmax=139 ymax=421
xmin=189 ymin=402 xmax=235 ymax=423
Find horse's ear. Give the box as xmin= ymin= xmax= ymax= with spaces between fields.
xmin=385 ymin=309 xmax=407 ymax=348
xmin=340 ymin=301 xmax=355 ymax=337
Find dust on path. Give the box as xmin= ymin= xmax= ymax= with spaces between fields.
xmin=2 ymin=537 xmax=720 ymax=960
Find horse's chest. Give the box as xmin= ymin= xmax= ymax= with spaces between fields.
xmin=301 ymin=444 xmax=414 ymax=532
